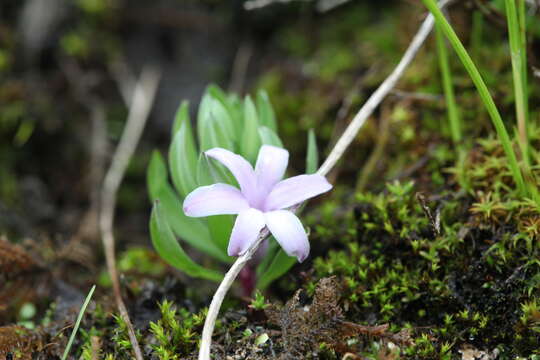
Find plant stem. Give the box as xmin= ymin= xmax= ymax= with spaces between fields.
xmin=505 ymin=0 xmax=529 ymax=165
xmin=421 ymin=0 xmax=527 ymax=196
xmin=435 ymin=22 xmax=461 ymax=144
xmin=101 ymin=66 xmax=161 ymax=360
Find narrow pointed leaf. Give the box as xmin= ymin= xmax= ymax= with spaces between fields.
xmin=257 ymin=90 xmax=277 ymax=131
xmin=200 ymin=115 xmax=234 ymax=152
xmin=257 ymin=248 xmax=297 ymax=289
xmin=169 ymin=102 xmax=198 ymax=198
xmin=208 ymin=92 xmax=235 ymax=142
xmin=306 ymin=129 xmax=319 ymax=174
xmin=241 ymin=96 xmax=261 ymax=163
xmin=207 ymin=84 xmax=241 ymax=139
xmin=227 ymin=94 xmax=244 ymax=135
xmin=155 ymin=185 xmax=229 ymax=262
xmin=197 ymin=153 xmax=214 ymax=187
xmin=259 ymin=126 xmax=284 ymax=148
xmin=172 ymin=100 xmax=189 ymax=135
xmin=256 ymin=239 xmax=279 ymax=277
xmin=207 ymin=84 xmax=229 ymax=105
xmin=197 ymin=153 xmax=236 ymax=187
xmin=150 ymin=201 xmax=223 ymax=281
xmin=148 ymin=152 xmax=230 ymax=262
xmin=207 ymin=215 xmax=234 ymax=254
xmin=148 ymin=150 xmax=168 ymax=199
xmin=198 ymin=93 xmax=235 ymax=150
xmin=197 ymin=93 xmax=212 ymax=144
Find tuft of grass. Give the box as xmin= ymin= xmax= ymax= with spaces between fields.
xmin=421 ymin=0 xmax=527 ymax=197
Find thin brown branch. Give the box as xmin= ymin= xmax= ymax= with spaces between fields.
xmin=99 ymin=66 xmax=160 ymax=360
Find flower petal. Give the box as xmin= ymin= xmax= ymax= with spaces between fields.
xmin=264 ymin=210 xmax=309 ymax=262
xmin=183 ymin=183 xmax=249 ymax=217
xmin=255 ymin=145 xmax=289 ymax=195
xmin=228 ymin=208 xmax=266 ymax=256
xmin=205 ymin=148 xmax=257 ymax=200
xmin=264 ymin=174 xmax=332 ymax=211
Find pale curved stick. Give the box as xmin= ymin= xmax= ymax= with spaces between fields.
xmin=100 ymin=67 xmax=160 ymax=360
xmin=199 ymin=1 xmax=451 ymax=358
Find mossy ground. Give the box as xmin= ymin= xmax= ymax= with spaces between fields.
xmin=1 ymin=0 xmax=540 ymax=359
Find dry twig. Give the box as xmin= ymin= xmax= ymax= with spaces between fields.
xmin=99 ymin=66 xmax=160 ymax=360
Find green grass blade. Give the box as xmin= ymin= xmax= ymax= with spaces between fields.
xmin=517 ymin=0 xmax=528 ymax=127
xmin=505 ymin=0 xmax=529 ymax=164
xmin=61 ymin=285 xmax=96 ymax=360
xmin=421 ymin=0 xmax=527 ymax=196
xmin=435 ymin=23 xmax=461 ymax=144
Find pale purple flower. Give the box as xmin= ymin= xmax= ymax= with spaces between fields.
xmin=183 ymin=145 xmax=332 ymax=262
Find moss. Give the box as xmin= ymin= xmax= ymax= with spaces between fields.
xmin=308 ymin=174 xmax=539 ymax=358
xmin=148 ymin=300 xmax=206 ymax=359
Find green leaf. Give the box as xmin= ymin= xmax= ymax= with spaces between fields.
xmin=196 ymin=153 xmax=236 ymax=187
xmin=256 ymin=239 xmax=279 ymax=277
xmin=207 ymin=84 xmax=242 ymax=138
xmin=258 ymin=126 xmax=284 ymax=148
xmin=257 ymin=90 xmax=277 ymax=132
xmin=207 ymin=84 xmax=229 ymax=104
xmin=241 ymin=96 xmax=261 ymax=163
xmin=198 ymin=94 xmax=235 ymax=150
xmin=200 ymin=114 xmax=234 ymax=152
xmin=169 ymin=102 xmax=199 ymax=198
xmin=207 ymin=215 xmax=234 ymax=254
xmin=156 ymin=185 xmax=230 ymax=263
xmin=172 ymin=100 xmax=188 ymax=135
xmin=306 ymin=129 xmax=319 ymax=174
xmin=147 ymin=152 xmax=230 ymax=263
xmin=257 ymin=246 xmax=297 ymax=289
xmin=150 ymin=201 xmax=223 ymax=281
xmin=195 ymin=154 xmax=236 ymax=255
xmin=226 ymin=94 xmax=244 ymax=136
xmin=148 ymin=150 xmax=168 ymax=199
xmin=196 ymin=153 xmax=214 ymax=187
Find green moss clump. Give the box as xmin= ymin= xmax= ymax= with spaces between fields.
xmin=149 ymin=300 xmax=206 ymax=359
xmin=309 ymin=176 xmax=539 ymax=358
